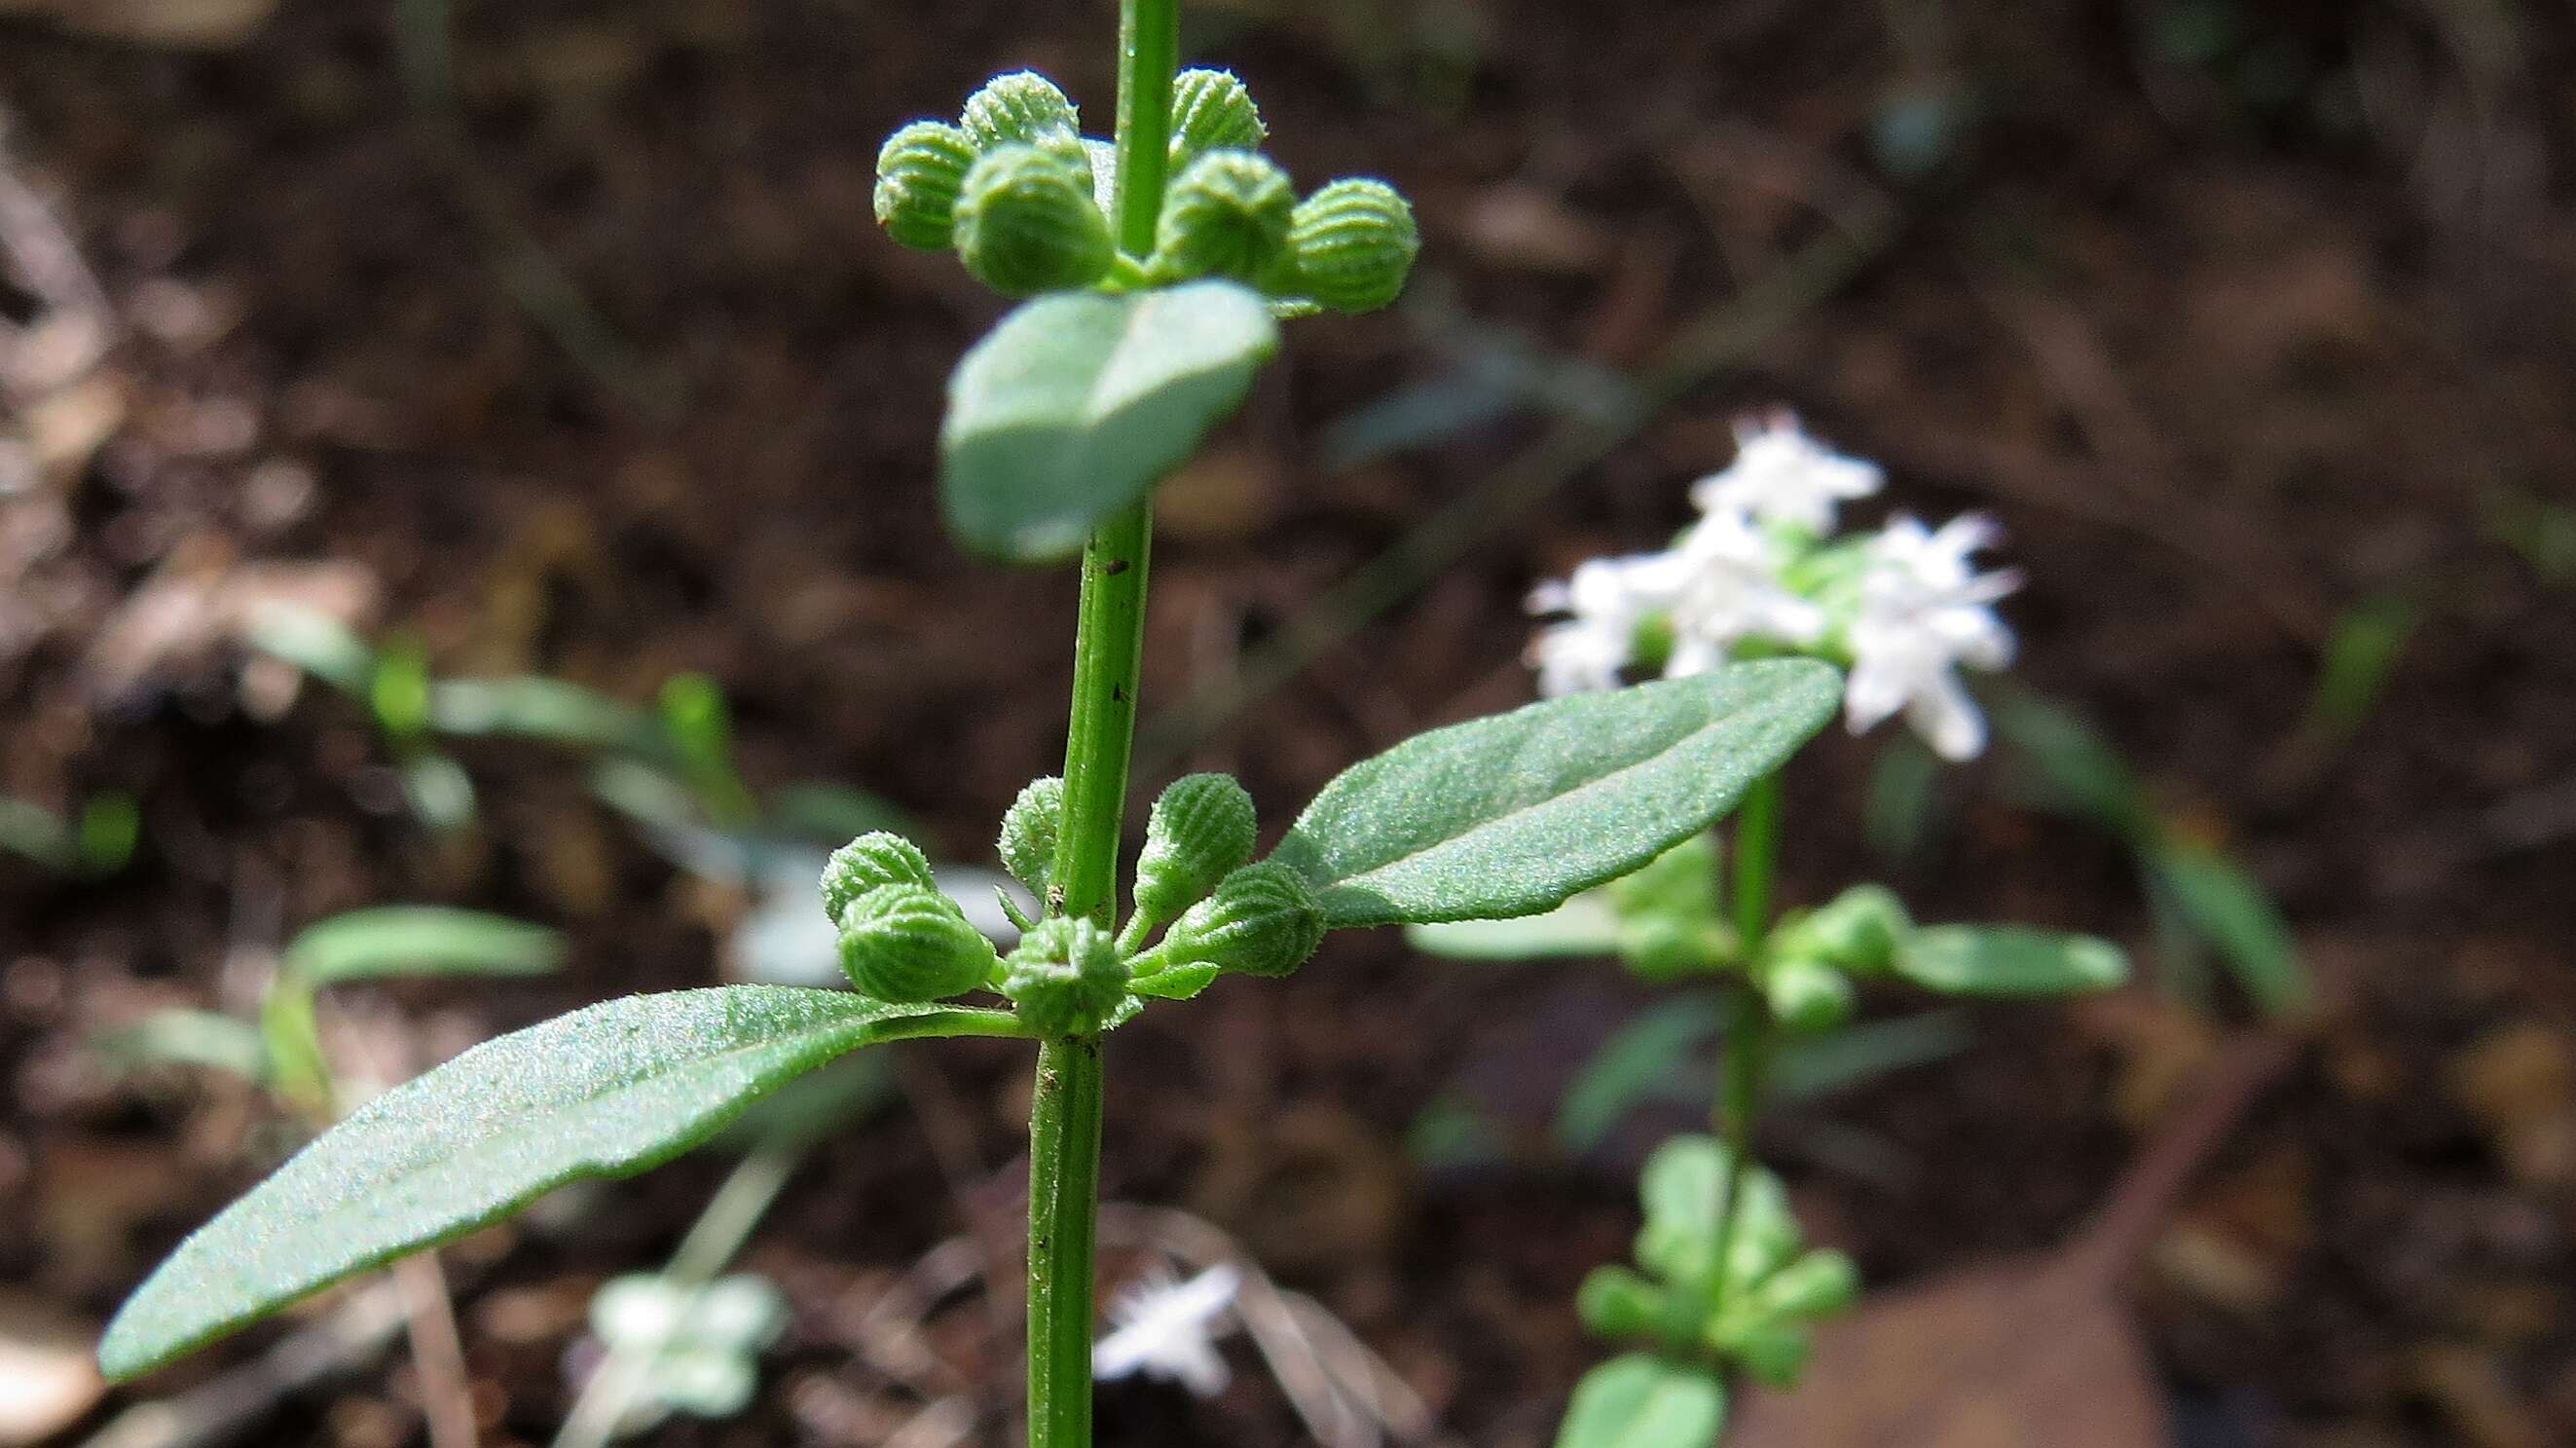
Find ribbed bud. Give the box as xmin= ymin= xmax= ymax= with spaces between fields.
xmin=1001 ymin=917 xmax=1131 ymax=1036
xmin=1157 ymin=862 xmax=1325 ymax=978
xmin=872 ymin=121 xmax=977 ymax=250
xmin=959 ymin=70 xmax=1081 ymax=151
xmin=1573 ymin=1265 xmax=1669 ymax=1341
xmin=820 ymin=832 xmax=938 ymax=923
xmin=836 ymin=883 xmax=1000 ymax=1002
xmin=1151 ymin=149 xmax=1295 ymax=284
xmin=1168 ymin=69 xmax=1267 ymax=165
xmin=998 ymin=775 xmax=1065 ymax=897
xmin=1286 ymin=178 xmax=1418 ymax=314
xmin=1132 ymin=773 xmax=1257 ymax=925
xmin=1774 ymin=884 xmax=1911 ymax=975
xmin=1762 ymin=954 xmax=1855 ymax=1032
xmin=953 ymin=145 xmax=1115 ymax=298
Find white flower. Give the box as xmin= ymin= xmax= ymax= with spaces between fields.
xmin=1524 ymin=551 xmax=1690 ymax=696
xmin=1689 ymin=414 xmax=1884 ymax=534
xmin=1843 ymin=513 xmax=2020 ymax=761
xmin=1092 ymin=1263 xmax=1241 ymax=1396
xmin=1662 ymin=507 xmax=1826 ymax=674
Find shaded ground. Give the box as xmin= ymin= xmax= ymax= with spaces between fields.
xmin=3 ymin=1 xmax=2575 ymax=1445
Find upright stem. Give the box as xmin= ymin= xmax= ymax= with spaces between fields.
xmin=1026 ymin=7 xmax=1179 ymax=1445
xmin=1707 ymin=771 xmax=1783 ymax=1319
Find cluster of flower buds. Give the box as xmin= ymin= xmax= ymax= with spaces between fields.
xmin=873 ymin=68 xmax=1418 ymax=311
xmin=820 ymin=769 xmax=1325 ymax=1038
xmin=1577 ymin=1137 xmax=1858 ymax=1388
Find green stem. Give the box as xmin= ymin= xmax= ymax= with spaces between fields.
xmin=1026 ymin=9 xmax=1178 ymax=1444
xmin=1026 ymin=1036 xmax=1108 ymax=1447
xmin=1707 ymin=771 xmax=1783 ymax=1320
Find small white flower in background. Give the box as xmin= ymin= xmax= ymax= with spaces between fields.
xmin=1525 ymin=551 xmax=1689 ymax=697
xmin=1522 ymin=410 xmax=2028 ymax=761
xmin=1091 ymin=1262 xmax=1242 ymax=1397
xmin=1843 ymin=513 xmax=2021 ymax=761
xmin=1689 ymin=413 xmax=1884 ymax=535
xmin=1662 ymin=508 xmax=1826 ymax=675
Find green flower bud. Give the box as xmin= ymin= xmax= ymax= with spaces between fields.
xmin=1002 ymin=916 xmax=1131 ymax=1035
xmin=953 ymin=144 xmax=1115 ymax=298
xmin=1574 ymin=1265 xmax=1671 ymax=1341
xmin=1168 ymin=68 xmax=1267 ymax=165
xmin=1151 ymin=149 xmax=1295 ymax=284
xmin=1762 ymin=954 xmax=1855 ymax=1032
xmin=873 ymin=121 xmax=977 ymax=250
xmin=836 ymin=883 xmax=1000 ymax=1002
xmin=1133 ymin=772 xmax=1257 ymax=925
xmin=1157 ymin=861 xmax=1325 ymax=978
xmin=1774 ymin=884 xmax=1911 ymax=975
xmin=959 ymin=70 xmax=1081 ymax=151
xmin=998 ymin=775 xmax=1065 ymax=897
xmin=1286 ymin=177 xmax=1418 ymax=314
xmin=820 ymin=832 xmax=938 ymax=923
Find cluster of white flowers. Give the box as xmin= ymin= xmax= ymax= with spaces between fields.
xmin=1527 ymin=414 xmax=2022 ymax=761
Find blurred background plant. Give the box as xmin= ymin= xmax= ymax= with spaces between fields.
xmin=3 ymin=0 xmax=2571 ymax=1443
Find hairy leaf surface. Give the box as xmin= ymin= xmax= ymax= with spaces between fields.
xmin=1275 ymin=663 xmax=1839 ymax=928
xmin=99 ymin=987 xmax=1027 ymax=1378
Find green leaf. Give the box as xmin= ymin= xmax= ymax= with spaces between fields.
xmin=1555 ymin=998 xmax=1720 ymax=1154
xmin=1405 ymin=890 xmax=1623 ymax=961
xmin=283 ymin=908 xmax=566 ymax=987
xmin=242 ymin=602 xmax=377 ymax=697
xmin=2151 ymin=843 xmax=2304 ymax=1016
xmin=1272 ymin=663 xmax=1840 ymax=929
xmin=1554 ymin=1354 xmax=1726 ymax=1448
xmin=1769 ymin=1011 xmax=1973 ymax=1101
xmin=1893 ymin=923 xmax=2128 ymax=996
xmin=92 ymin=1010 xmax=274 ymax=1084
xmin=426 ymin=676 xmax=661 ymax=754
xmin=939 ymin=281 xmax=1278 ymax=559
xmin=1989 ymin=689 xmax=2151 ymax=839
xmin=97 ymin=986 xmax=1029 ymax=1378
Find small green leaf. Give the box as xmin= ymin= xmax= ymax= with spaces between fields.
xmin=939 ymin=281 xmax=1279 ymax=560
xmin=1989 ymin=688 xmax=2151 ymax=839
xmin=92 ymin=1009 xmax=274 ymax=1084
xmin=426 ymin=676 xmax=661 ymax=754
xmin=2151 ymin=843 xmax=2304 ymax=1016
xmin=1405 ymin=890 xmax=1623 ymax=961
xmin=283 ymin=908 xmax=565 ymax=987
xmin=1554 ymin=1354 xmax=1726 ymax=1448
xmin=1273 ymin=663 xmax=1840 ymax=929
xmin=1556 ymin=998 xmax=1720 ymax=1154
xmin=97 ymin=986 xmax=1029 ymax=1378
xmin=242 ymin=602 xmax=377 ymax=697
xmin=1893 ymin=923 xmax=2128 ymax=996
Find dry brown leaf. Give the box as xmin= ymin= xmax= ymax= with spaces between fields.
xmin=2447 ymin=1024 xmax=2576 ymax=1189
xmin=0 ymin=0 xmax=277 ymax=47
xmin=1730 ymin=1260 xmax=2166 ymax=1448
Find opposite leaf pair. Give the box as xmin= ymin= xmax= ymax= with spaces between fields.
xmin=1559 ymin=1137 xmax=1857 ymax=1448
